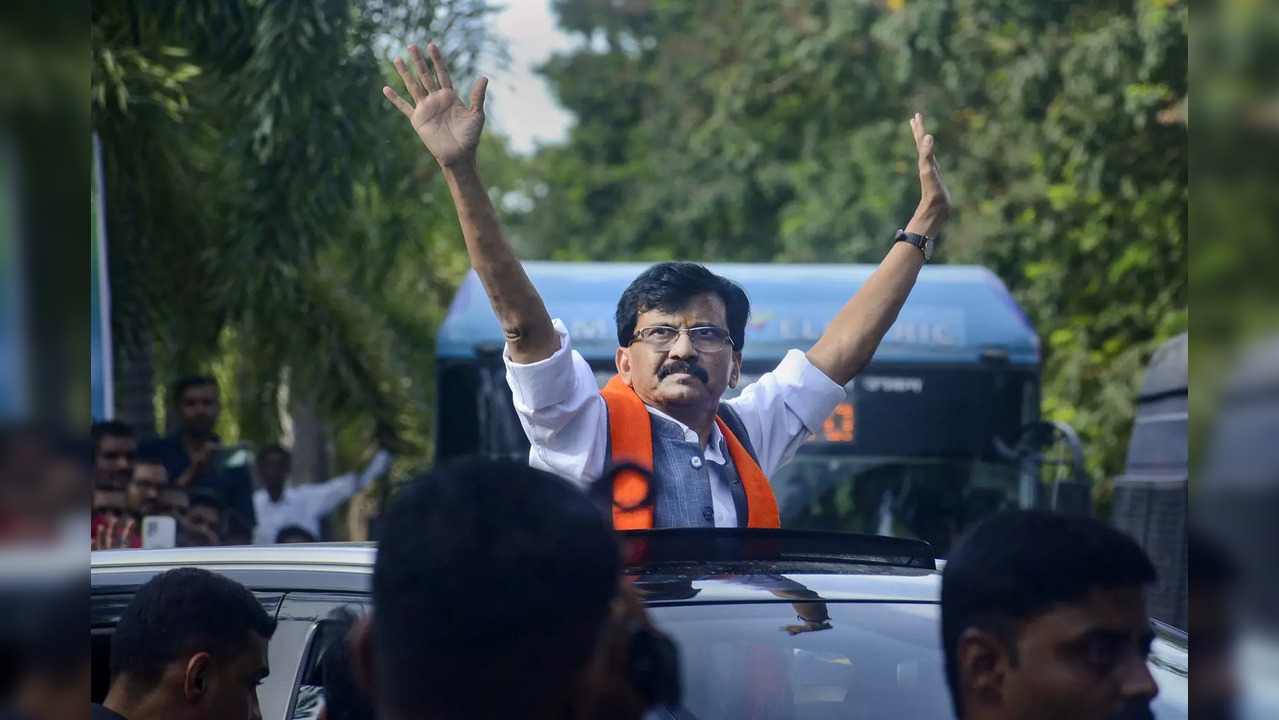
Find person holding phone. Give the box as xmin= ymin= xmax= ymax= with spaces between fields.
xmin=93 ymin=459 xmax=169 ymax=550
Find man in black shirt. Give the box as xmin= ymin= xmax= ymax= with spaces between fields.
xmin=91 ymin=568 xmax=276 ymax=720
xmin=138 ymin=377 xmax=255 ymax=538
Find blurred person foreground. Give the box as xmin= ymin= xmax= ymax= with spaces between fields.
xmin=1194 ymin=333 xmax=1279 ymax=716
xmin=354 ymin=456 xmax=673 ymax=720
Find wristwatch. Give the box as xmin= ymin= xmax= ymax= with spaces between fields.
xmin=895 ymin=229 xmax=934 ymax=261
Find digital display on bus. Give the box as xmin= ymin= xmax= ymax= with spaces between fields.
xmin=807 ymin=369 xmax=1032 ymax=460
xmin=818 ymin=402 xmax=856 ymax=443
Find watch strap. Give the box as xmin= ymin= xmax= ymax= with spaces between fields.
xmin=894 ymin=229 xmax=932 ymax=259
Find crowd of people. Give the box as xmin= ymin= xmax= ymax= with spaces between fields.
xmin=90 ymin=375 xmax=395 ymax=550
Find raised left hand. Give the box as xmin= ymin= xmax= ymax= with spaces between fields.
xmin=906 ymin=113 xmax=952 ymax=238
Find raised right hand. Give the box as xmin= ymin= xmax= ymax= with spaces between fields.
xmin=384 ymin=43 xmax=488 ymax=168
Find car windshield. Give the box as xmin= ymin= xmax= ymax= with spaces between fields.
xmin=647 ymin=601 xmax=1188 ymax=720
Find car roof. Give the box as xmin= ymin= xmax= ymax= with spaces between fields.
xmin=438 ymin=262 xmax=1039 ymax=365
xmin=91 ymin=544 xmax=379 ymax=595
xmin=90 ymin=532 xmax=942 ymax=604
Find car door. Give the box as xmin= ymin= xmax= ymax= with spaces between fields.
xmin=268 ymin=592 xmax=371 ymax=720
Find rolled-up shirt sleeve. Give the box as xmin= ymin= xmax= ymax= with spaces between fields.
xmin=724 ymin=349 xmax=846 ymax=476
xmin=504 ymin=319 xmax=609 ymax=487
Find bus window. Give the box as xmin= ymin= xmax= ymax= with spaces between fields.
xmin=774 ymin=457 xmax=1023 ymax=557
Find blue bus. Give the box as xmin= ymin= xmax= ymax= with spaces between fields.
xmin=437 ymin=262 xmax=1056 ymax=554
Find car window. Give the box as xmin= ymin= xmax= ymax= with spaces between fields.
xmin=289 ymin=615 xmax=360 ymax=720
xmin=278 ymin=595 xmax=372 ymax=720
xmin=648 ymin=602 xmax=1189 ymax=720
xmin=90 ymin=590 xmax=283 ymax=630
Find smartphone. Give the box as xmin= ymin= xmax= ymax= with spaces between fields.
xmin=141 ymin=515 xmax=177 ymax=549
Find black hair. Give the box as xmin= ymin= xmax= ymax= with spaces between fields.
xmin=276 ymin=525 xmax=317 ymax=543
xmin=187 ymin=488 xmax=223 ymax=516
xmin=91 ymin=420 xmax=134 ymax=457
xmin=257 ymin=443 xmax=292 ymax=465
xmin=615 ymin=261 xmax=751 ymax=350
xmin=128 ymin=451 xmax=169 ymax=490
xmin=940 ymin=511 xmax=1157 ymax=717
xmin=318 ymin=608 xmax=375 ymax=720
xmin=171 ymin=375 xmax=218 ymax=403
xmin=373 ymin=456 xmax=621 ymax=718
xmin=108 ymin=567 xmax=276 ymax=691
xmin=1189 ymin=528 xmax=1237 ymax=591
xmin=132 ymin=448 xmax=167 ymax=470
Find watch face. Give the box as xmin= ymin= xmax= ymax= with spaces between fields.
xmin=924 ymin=237 xmax=935 ymax=260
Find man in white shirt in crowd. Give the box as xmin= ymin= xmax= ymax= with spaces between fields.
xmin=384 ymin=43 xmax=951 ymax=528
xmin=251 ymin=430 xmax=396 ymax=544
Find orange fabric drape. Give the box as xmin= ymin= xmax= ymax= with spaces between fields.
xmin=600 ymin=375 xmax=779 ymax=529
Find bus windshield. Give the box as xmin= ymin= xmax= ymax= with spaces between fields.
xmin=772 ymin=455 xmax=1033 ymax=557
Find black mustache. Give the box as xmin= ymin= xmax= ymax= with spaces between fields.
xmin=658 ymin=360 xmax=709 ymax=383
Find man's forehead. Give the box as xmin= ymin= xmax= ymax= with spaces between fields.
xmin=135 ymin=463 xmax=168 ymax=480
xmin=182 ymin=386 xmax=218 ymax=401
xmin=638 ymin=293 xmax=727 ymax=324
xmin=100 ymin=435 xmax=135 ymax=450
xmin=1026 ymin=585 xmax=1151 ymax=638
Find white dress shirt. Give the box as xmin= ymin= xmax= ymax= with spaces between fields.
xmin=505 ymin=319 xmax=845 ymax=527
xmin=252 ymin=450 xmax=393 ymax=544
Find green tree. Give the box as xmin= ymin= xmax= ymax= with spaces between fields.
xmin=91 ymin=0 xmax=508 ymax=472
xmin=516 ymin=0 xmax=1187 ymax=495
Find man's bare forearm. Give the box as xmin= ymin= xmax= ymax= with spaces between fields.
xmin=808 ymin=114 xmax=949 ymax=386
xmin=441 ymin=160 xmax=557 ymax=363
xmin=806 ymin=240 xmax=925 ymax=386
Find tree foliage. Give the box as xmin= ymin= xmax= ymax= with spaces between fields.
xmin=512 ymin=0 xmax=1187 ymax=491
xmin=91 ymin=0 xmax=513 ymax=467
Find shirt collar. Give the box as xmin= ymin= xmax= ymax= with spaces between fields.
xmin=643 ymin=406 xmax=728 ymax=465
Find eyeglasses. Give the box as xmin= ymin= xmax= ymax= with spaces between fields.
xmin=630 ymin=326 xmax=734 ymax=352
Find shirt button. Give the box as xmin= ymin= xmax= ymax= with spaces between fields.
xmin=690 ymin=456 xmax=703 ymax=469
xmin=703 ymin=506 xmax=715 ymax=521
